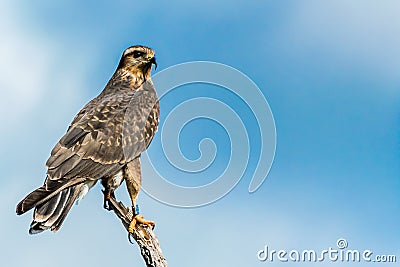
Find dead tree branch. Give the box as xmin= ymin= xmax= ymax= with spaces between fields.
xmin=103 ymin=191 xmax=168 ymax=267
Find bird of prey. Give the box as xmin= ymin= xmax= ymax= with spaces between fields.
xmin=16 ymin=45 xmax=159 ymax=234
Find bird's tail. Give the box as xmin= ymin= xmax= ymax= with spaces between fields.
xmin=28 ymin=184 xmax=84 ymax=234
xmin=16 ymin=178 xmax=93 ymax=234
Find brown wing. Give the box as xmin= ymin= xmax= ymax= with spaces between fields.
xmin=16 ymin=80 xmax=159 ymax=215
xmin=46 ymin=85 xmax=158 ymax=182
xmin=145 ymin=100 xmax=160 ymax=147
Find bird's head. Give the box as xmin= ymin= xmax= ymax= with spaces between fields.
xmin=118 ymin=45 xmax=157 ymax=79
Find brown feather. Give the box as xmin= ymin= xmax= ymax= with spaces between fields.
xmin=16 ymin=45 xmax=159 ymax=234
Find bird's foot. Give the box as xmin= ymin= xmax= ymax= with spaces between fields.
xmin=128 ymin=214 xmax=155 ymax=233
xmin=101 ymin=189 xmax=113 ymax=211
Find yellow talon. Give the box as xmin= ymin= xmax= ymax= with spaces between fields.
xmin=128 ymin=218 xmax=136 ymax=233
xmin=128 ymin=215 xmax=155 ymax=233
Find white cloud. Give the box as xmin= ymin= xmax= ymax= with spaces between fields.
xmin=0 ymin=2 xmax=90 ymax=134
xmin=0 ymin=4 xmax=49 ymax=121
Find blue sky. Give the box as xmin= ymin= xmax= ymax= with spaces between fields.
xmin=1 ymin=1 xmax=399 ymax=266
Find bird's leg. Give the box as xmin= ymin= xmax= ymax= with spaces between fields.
xmin=125 ymin=159 xmax=155 ymax=233
xmin=102 ymin=188 xmax=114 ymax=211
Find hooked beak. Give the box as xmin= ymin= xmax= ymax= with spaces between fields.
xmin=149 ymin=57 xmax=157 ymax=70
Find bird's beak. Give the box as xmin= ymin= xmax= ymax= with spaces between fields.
xmin=149 ymin=57 xmax=157 ymax=70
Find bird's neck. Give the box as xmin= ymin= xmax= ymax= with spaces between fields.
xmin=100 ymin=70 xmax=143 ymax=97
xmin=115 ymin=68 xmax=147 ymax=89
xmin=123 ymin=66 xmax=152 ymax=88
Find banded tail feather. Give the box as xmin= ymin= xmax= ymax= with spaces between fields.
xmin=16 ymin=178 xmax=96 ymax=234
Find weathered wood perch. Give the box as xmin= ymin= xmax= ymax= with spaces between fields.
xmin=103 ymin=191 xmax=168 ymax=267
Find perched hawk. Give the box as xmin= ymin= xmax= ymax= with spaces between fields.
xmin=16 ymin=45 xmax=159 ymax=234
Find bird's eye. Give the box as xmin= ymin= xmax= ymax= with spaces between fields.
xmin=132 ymin=51 xmax=145 ymax=58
